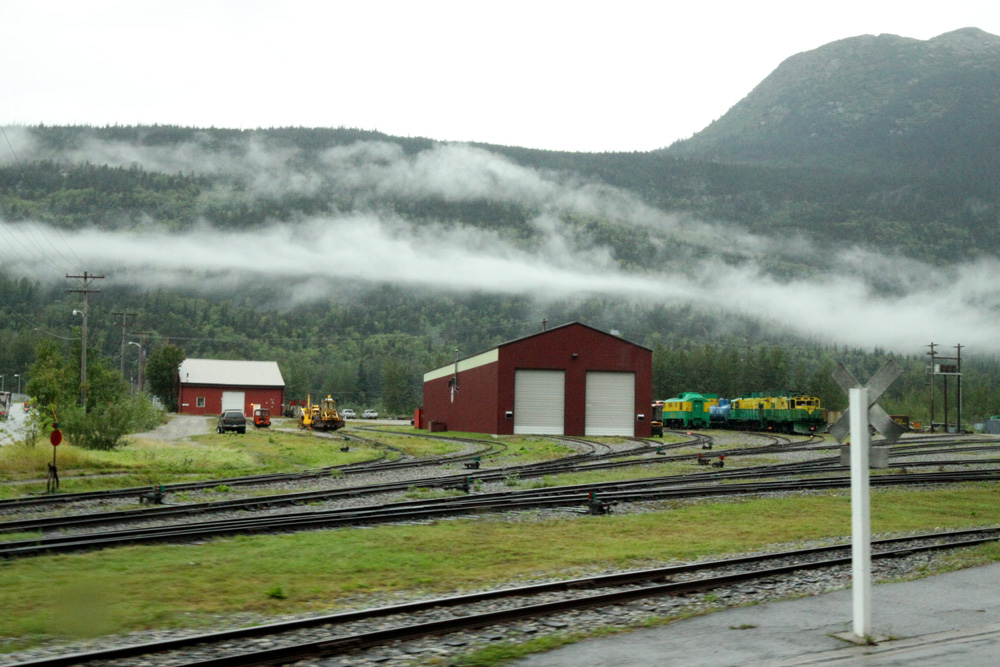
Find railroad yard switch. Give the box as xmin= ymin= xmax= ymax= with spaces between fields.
xmin=464 ymin=460 xmax=481 ymax=469
xmin=140 ymin=485 xmax=166 ymax=504
xmin=696 ymin=454 xmax=710 ymax=465
xmin=448 ymin=477 xmax=472 ymax=493
xmin=587 ymin=492 xmax=616 ymax=515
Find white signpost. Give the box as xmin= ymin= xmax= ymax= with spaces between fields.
xmin=829 ymin=361 xmax=904 ymax=641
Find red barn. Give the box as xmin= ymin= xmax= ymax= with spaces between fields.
xmin=421 ymin=322 xmax=652 ymax=437
xmin=177 ymin=359 xmax=285 ymax=417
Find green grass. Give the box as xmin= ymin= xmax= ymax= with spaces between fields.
xmin=0 ymin=428 xmax=382 ymax=498
xmin=358 ymin=431 xmax=467 ymax=457
xmin=2 ymin=483 xmax=1000 ymax=649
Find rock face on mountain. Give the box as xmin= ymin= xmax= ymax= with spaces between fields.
xmin=668 ymin=28 xmax=1000 ymax=176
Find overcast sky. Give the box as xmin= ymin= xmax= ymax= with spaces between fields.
xmin=2 ymin=0 xmax=998 ymax=152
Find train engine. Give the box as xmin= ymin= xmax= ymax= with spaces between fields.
xmin=658 ymin=392 xmax=715 ymax=429
xmin=721 ymin=392 xmax=825 ymax=434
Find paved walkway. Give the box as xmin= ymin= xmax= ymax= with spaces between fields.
xmin=514 ymin=562 xmax=1000 ymax=666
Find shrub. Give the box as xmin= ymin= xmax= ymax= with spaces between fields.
xmin=64 ymin=396 xmax=165 ymax=451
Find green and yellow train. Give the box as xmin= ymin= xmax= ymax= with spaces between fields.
xmin=651 ymin=391 xmax=826 ymax=435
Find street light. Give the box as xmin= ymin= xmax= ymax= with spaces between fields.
xmin=14 ymin=374 xmax=20 ymax=396
xmin=0 ymin=375 xmax=4 ymax=392
xmin=128 ymin=342 xmax=144 ymax=394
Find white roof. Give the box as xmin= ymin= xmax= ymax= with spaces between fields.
xmin=179 ymin=359 xmax=284 ymax=387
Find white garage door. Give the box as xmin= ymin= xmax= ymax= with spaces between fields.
xmin=585 ymin=372 xmax=635 ymax=436
xmin=514 ymin=370 xmax=565 ymax=435
xmin=221 ymin=391 xmax=245 ymax=414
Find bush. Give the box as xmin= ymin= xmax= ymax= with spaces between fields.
xmin=64 ymin=395 xmax=165 ymax=451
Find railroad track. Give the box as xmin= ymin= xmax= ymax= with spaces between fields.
xmin=0 ymin=432 xmax=826 ymax=537
xmin=9 ymin=526 xmax=999 ymax=666
xmin=0 ymin=430 xmax=508 ymax=512
xmin=6 ymin=466 xmax=1000 ymax=560
xmin=4 ymin=429 xmax=994 ymax=541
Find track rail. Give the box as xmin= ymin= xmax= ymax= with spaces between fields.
xmin=9 ymin=527 xmax=999 ymax=666
xmin=5 ymin=467 xmax=1000 ymax=559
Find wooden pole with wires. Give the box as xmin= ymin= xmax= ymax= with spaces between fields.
xmin=67 ymin=272 xmax=104 ymax=413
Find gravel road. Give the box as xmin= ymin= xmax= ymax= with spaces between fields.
xmin=131 ymin=414 xmax=214 ymax=442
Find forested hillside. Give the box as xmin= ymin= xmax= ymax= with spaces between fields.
xmin=3 ymin=29 xmax=999 ymax=425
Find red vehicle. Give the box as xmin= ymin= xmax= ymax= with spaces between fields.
xmin=253 ymin=407 xmax=271 ymax=428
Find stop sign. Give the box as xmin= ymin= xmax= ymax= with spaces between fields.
xmin=50 ymin=429 xmax=62 ymax=446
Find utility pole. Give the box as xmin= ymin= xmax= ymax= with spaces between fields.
xmin=927 ymin=342 xmax=937 ymax=432
xmin=113 ymin=311 xmax=138 ymax=379
xmin=956 ymin=344 xmax=964 ymax=433
xmin=67 ymin=272 xmax=104 ymax=412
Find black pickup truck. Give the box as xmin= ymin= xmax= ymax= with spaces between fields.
xmin=217 ymin=409 xmax=246 ymax=434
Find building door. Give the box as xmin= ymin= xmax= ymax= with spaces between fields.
xmin=514 ymin=370 xmax=565 ymax=435
xmin=222 ymin=391 xmax=246 ymax=414
xmin=585 ymin=371 xmax=635 ymax=436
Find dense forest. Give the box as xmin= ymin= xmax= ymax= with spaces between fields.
xmin=1 ymin=267 xmax=994 ymax=426
xmin=1 ymin=126 xmax=996 ymax=266
xmin=3 ymin=27 xmax=1000 ymax=432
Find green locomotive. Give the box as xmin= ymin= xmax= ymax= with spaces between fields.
xmin=652 ymin=391 xmax=826 ymax=435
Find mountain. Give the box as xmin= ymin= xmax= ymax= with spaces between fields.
xmin=667 ymin=28 xmax=1000 ymax=183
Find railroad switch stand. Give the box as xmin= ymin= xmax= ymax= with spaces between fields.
xmin=464 ymin=460 xmax=481 ymax=469
xmin=587 ymin=492 xmax=616 ymax=515
xmin=711 ymin=456 xmax=725 ymax=468
xmin=449 ymin=477 xmax=472 ymax=493
xmin=140 ymin=485 xmax=166 ymax=505
xmin=46 ymin=462 xmax=59 ymax=493
xmin=696 ymin=454 xmax=710 ymax=465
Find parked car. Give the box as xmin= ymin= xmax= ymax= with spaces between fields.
xmin=362 ymin=409 xmax=378 ymax=420
xmin=217 ymin=409 xmax=247 ymax=434
xmin=341 ymin=408 xmax=356 ymax=419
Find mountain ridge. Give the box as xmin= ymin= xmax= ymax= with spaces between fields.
xmin=666 ymin=28 xmax=1000 ymax=177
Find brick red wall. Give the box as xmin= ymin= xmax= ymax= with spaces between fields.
xmin=421 ymin=362 xmax=499 ymax=433
xmin=178 ymin=385 xmax=284 ymax=416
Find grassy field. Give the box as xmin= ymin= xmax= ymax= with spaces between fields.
xmin=0 ymin=426 xmax=384 ymax=499
xmin=2 ymin=483 xmax=1000 ymax=651
xmin=4 ymin=428 xmax=1000 ymax=658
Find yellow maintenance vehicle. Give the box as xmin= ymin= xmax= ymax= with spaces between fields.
xmin=298 ymin=394 xmax=346 ymax=432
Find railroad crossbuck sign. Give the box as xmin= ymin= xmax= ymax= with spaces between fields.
xmin=829 ymin=361 xmax=905 ymax=445
xmin=830 ymin=359 xmax=903 ymax=641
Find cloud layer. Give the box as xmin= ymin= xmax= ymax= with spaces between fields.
xmin=2 ymin=133 xmax=997 ymax=354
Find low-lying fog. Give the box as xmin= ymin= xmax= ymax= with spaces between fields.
xmin=2 ymin=130 xmax=996 ymax=353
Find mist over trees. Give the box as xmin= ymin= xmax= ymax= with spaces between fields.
xmin=2 ymin=95 xmax=999 ymax=426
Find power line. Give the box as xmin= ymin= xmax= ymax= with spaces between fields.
xmin=0 ymin=125 xmax=88 ymax=270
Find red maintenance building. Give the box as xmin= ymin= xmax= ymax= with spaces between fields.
xmin=177 ymin=359 xmax=285 ymax=416
xmin=420 ymin=322 xmax=652 ymax=437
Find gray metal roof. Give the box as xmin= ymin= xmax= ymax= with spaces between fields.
xmin=178 ymin=359 xmax=285 ymax=387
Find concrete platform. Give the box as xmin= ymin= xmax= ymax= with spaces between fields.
xmin=513 ymin=562 xmax=1000 ymax=666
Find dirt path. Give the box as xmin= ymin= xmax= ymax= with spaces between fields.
xmin=131 ymin=414 xmax=214 ymax=443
